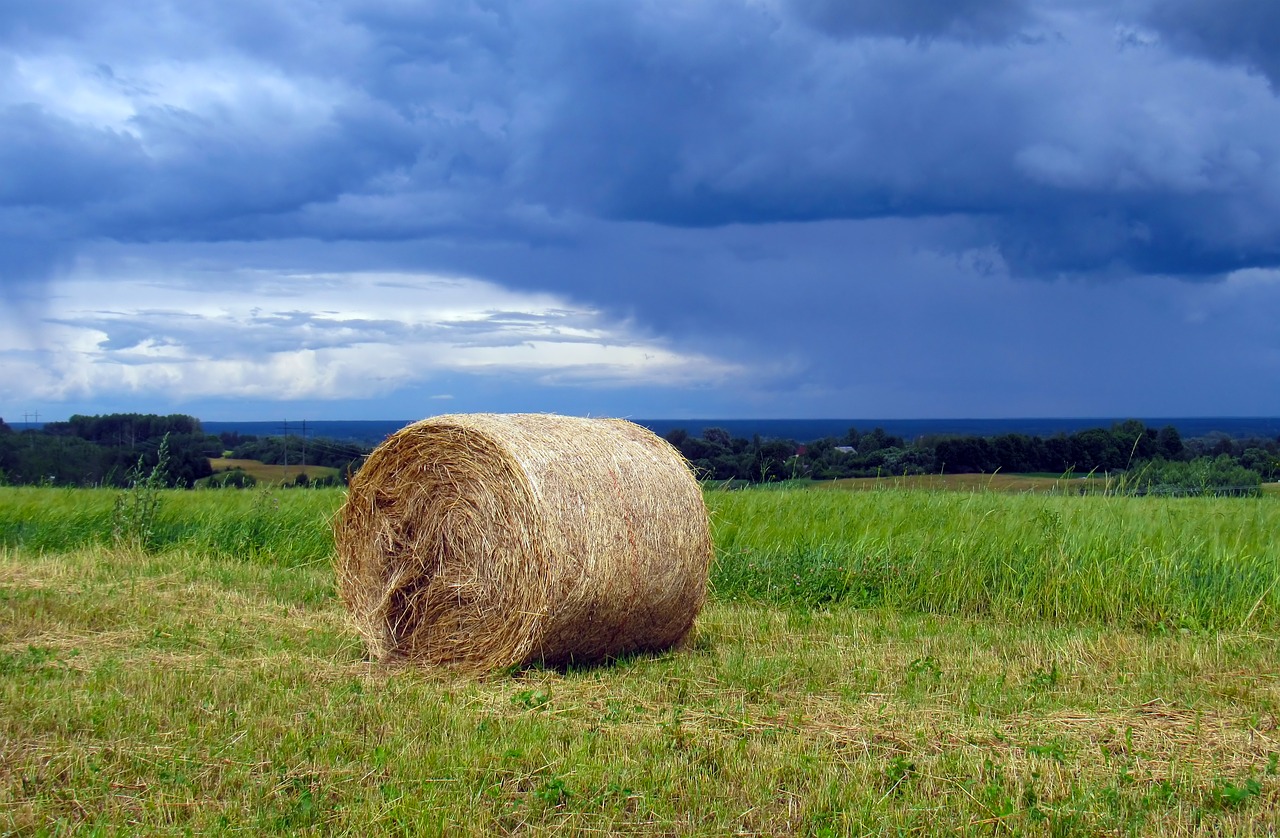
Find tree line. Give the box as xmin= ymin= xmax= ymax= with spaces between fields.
xmin=2 ymin=413 xmax=1274 ymax=495
xmin=0 ymin=414 xmax=370 ymax=488
xmin=664 ymin=419 xmax=1278 ymax=494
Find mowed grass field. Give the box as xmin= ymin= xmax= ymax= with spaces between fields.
xmin=2 ymin=485 xmax=1278 ymax=835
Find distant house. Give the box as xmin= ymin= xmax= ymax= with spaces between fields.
xmin=834 ymin=446 xmax=857 ymax=454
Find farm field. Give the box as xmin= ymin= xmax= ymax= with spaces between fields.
xmin=208 ymin=457 xmax=340 ymax=486
xmin=2 ymin=485 xmax=1278 ymax=834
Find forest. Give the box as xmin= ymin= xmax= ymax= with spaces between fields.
xmin=0 ymin=413 xmax=1274 ymax=495
xmin=665 ymin=419 xmax=1274 ymax=495
xmin=0 ymin=414 xmax=368 ymax=489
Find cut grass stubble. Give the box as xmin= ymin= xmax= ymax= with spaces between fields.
xmin=2 ymin=546 xmax=1278 ymax=835
xmin=2 ymin=484 xmax=1280 ymax=833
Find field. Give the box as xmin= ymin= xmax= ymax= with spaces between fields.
xmin=819 ymin=474 xmax=1280 ymax=496
xmin=2 ymin=485 xmax=1278 ymax=835
xmin=208 ymin=458 xmax=340 ymax=485
xmin=820 ymin=474 xmax=1103 ymax=494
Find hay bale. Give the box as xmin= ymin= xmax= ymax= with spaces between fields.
xmin=334 ymin=413 xmax=712 ymax=671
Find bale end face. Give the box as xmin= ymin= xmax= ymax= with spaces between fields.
xmin=334 ymin=413 xmax=712 ymax=671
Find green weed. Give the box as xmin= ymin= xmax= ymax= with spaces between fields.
xmin=111 ymin=434 xmax=170 ymax=550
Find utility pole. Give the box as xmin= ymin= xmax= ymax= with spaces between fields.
xmin=280 ymin=419 xmax=290 ymax=466
xmin=300 ymin=419 xmax=308 ymax=468
xmin=23 ymin=411 xmax=39 ymax=449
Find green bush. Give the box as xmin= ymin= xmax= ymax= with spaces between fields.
xmin=1122 ymin=455 xmax=1262 ymax=497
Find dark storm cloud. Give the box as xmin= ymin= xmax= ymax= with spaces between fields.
xmin=4 ymin=0 xmax=1280 ymax=293
xmin=0 ymin=105 xmax=145 ymax=207
xmin=0 ymin=1 xmax=527 ymax=276
xmin=115 ymin=100 xmax=423 ymax=239
xmin=489 ymin=1 xmax=1280 ymax=284
xmin=509 ymin=2 xmax=1031 ymax=227
xmin=1144 ymin=0 xmax=1280 ymax=88
xmin=788 ymin=0 xmax=1032 ymax=42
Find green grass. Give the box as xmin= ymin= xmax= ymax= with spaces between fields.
xmin=3 ymin=485 xmax=1279 ymax=833
xmin=3 ymin=546 xmax=1278 ymax=835
xmin=3 ymin=484 xmax=1279 ymax=631
xmin=0 ymin=486 xmax=338 ymax=568
xmin=709 ymin=487 xmax=1280 ymax=632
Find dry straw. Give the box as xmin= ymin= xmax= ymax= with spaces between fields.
xmin=334 ymin=413 xmax=713 ymax=671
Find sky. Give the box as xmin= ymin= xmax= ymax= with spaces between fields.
xmin=2 ymin=0 xmax=1279 ymax=422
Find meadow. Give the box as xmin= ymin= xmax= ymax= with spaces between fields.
xmin=2 ymin=484 xmax=1278 ymax=834
xmin=207 ymin=458 xmax=341 ymax=486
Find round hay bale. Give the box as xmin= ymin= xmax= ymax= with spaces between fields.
xmin=334 ymin=413 xmax=712 ymax=671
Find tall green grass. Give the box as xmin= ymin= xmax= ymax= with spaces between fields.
xmin=708 ymin=487 xmax=1280 ymax=631
xmin=0 ymin=486 xmax=340 ymax=568
xmin=3 ymin=485 xmax=1277 ymax=631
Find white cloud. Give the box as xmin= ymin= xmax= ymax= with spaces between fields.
xmin=6 ymin=56 xmax=139 ymax=133
xmin=4 ymin=50 xmax=345 ymax=142
xmin=0 ymin=263 xmax=744 ymax=405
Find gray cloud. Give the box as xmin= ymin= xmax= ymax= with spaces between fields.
xmin=5 ymin=1 xmax=1280 ymax=418
xmin=4 ymin=0 xmax=1279 ymax=284
xmin=1144 ymin=0 xmax=1280 ymax=88
xmin=788 ymin=0 xmax=1032 ymax=42
xmin=0 ymin=105 xmax=145 ymax=208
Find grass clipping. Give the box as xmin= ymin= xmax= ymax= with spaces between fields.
xmin=334 ymin=413 xmax=713 ymax=671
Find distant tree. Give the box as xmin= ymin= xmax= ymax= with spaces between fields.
xmin=228 ymin=435 xmax=366 ymax=471
xmin=751 ymin=438 xmax=798 ymax=482
xmin=1240 ymin=447 xmax=1278 ymax=481
xmin=217 ymin=431 xmax=255 ymax=450
xmin=0 ymin=433 xmax=114 ymax=486
xmin=663 ymin=428 xmax=689 ymax=448
xmin=677 ymin=437 xmax=724 ymax=463
xmin=100 ymin=433 xmax=212 ymax=488
xmin=1111 ymin=419 xmax=1157 ymax=465
xmin=1039 ymin=436 xmax=1072 ymax=473
xmin=935 ymin=436 xmax=997 ymax=473
xmin=1155 ymin=425 xmax=1184 ymax=460
xmin=869 ymin=446 xmax=935 ymax=475
xmin=49 ymin=413 xmax=202 ymax=445
xmin=858 ymin=428 xmax=890 ymax=455
xmin=0 ymin=418 xmax=10 ymax=435
xmin=992 ymin=433 xmax=1037 ymax=473
xmin=1069 ymin=428 xmax=1124 ymax=472
xmin=702 ymin=427 xmax=733 ymax=448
